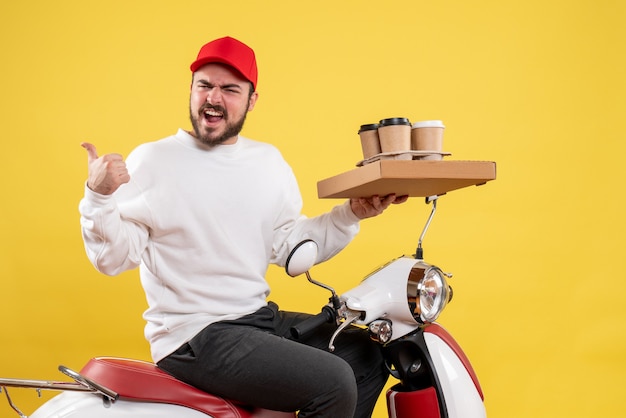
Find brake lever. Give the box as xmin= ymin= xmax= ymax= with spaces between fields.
xmin=328 ymin=311 xmax=361 ymax=352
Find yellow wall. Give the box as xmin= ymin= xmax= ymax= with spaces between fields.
xmin=1 ymin=1 xmax=624 ymax=417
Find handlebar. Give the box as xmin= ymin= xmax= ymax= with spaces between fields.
xmin=290 ymin=305 xmax=336 ymax=339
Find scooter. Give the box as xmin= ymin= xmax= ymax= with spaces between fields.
xmin=0 ymin=195 xmax=486 ymax=418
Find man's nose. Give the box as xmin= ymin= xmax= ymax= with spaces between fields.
xmin=206 ymin=88 xmax=223 ymax=105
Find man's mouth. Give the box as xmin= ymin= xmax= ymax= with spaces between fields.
xmin=202 ymin=107 xmax=225 ymax=124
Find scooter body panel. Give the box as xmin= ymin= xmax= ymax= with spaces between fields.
xmin=424 ymin=333 xmax=486 ymax=418
xmin=342 ymin=257 xmax=424 ymax=340
xmin=387 ymin=386 xmax=441 ymax=418
xmin=382 ymin=324 xmax=486 ymax=418
xmin=30 ymin=391 xmax=210 ymax=418
xmin=29 ymin=390 xmax=295 ymax=418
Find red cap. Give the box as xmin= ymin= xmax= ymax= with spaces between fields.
xmin=190 ymin=36 xmax=258 ymax=90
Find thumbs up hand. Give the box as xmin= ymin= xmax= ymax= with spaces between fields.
xmin=81 ymin=142 xmax=130 ymax=195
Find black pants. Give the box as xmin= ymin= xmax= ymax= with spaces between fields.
xmin=157 ymin=302 xmax=389 ymax=418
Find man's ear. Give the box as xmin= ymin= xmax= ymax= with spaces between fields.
xmin=248 ymin=91 xmax=259 ymax=112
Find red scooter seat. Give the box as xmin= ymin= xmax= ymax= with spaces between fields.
xmin=80 ymin=357 xmax=294 ymax=418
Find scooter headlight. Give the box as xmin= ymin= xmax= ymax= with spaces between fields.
xmin=408 ymin=263 xmax=451 ymax=323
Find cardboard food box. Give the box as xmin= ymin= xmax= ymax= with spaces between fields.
xmin=317 ymin=160 xmax=496 ymax=198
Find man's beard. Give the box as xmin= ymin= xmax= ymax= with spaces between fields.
xmin=189 ymin=102 xmax=249 ymax=148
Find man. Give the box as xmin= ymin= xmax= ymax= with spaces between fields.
xmin=79 ymin=36 xmax=407 ymax=417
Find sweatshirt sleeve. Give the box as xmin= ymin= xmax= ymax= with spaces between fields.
xmin=295 ymin=200 xmax=361 ymax=262
xmin=269 ymin=164 xmax=361 ymax=267
xmin=79 ymin=183 xmax=150 ymax=276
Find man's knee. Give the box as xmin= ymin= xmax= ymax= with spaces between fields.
xmin=299 ymin=357 xmax=358 ymax=417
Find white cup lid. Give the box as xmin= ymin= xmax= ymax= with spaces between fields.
xmin=411 ymin=120 xmax=445 ymax=129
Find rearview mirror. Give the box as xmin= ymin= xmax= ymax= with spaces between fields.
xmin=285 ymin=240 xmax=318 ymax=277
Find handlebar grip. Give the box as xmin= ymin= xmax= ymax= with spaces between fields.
xmin=290 ymin=306 xmax=335 ymax=339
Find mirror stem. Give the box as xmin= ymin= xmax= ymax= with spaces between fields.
xmin=416 ymin=195 xmax=439 ymax=260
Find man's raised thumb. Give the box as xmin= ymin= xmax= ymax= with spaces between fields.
xmin=81 ymin=142 xmax=98 ymax=163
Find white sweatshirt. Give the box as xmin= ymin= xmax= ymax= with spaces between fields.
xmin=79 ymin=129 xmax=360 ymax=362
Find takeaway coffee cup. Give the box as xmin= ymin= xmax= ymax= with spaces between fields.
xmin=378 ymin=117 xmax=412 ymax=160
xmin=411 ymin=120 xmax=445 ymax=160
xmin=358 ymin=123 xmax=381 ymax=160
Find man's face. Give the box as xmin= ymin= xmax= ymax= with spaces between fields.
xmin=189 ymin=63 xmax=258 ymax=148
